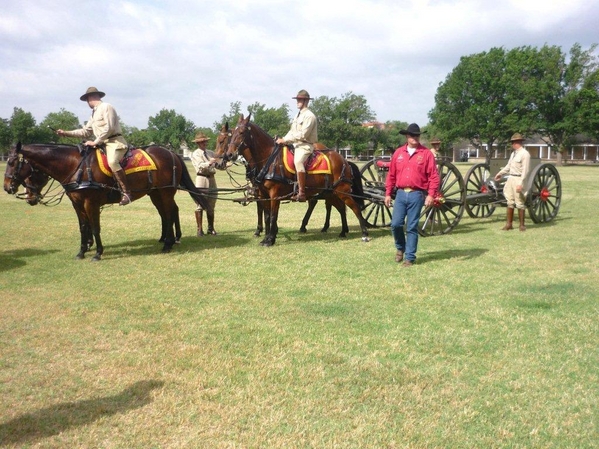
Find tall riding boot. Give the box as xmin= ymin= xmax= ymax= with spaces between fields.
xmin=292 ymin=171 xmax=307 ymax=202
xmin=195 ymin=210 xmax=204 ymax=236
xmin=502 ymin=207 xmax=514 ymax=230
xmin=518 ymin=208 xmax=526 ymax=232
xmin=206 ymin=211 xmax=217 ymax=235
xmin=113 ymin=169 xmax=131 ymax=206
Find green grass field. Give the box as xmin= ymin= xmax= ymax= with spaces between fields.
xmin=1 ymin=162 xmax=598 ymax=448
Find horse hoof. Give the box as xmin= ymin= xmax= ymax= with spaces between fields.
xmin=75 ymin=254 xmax=85 ymax=260
xmin=361 ymin=236 xmax=371 ymax=242
xmin=91 ymin=255 xmax=102 ymax=261
xmin=299 ymin=228 xmax=307 ymax=234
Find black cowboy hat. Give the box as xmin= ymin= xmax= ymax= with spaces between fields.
xmin=80 ymin=87 xmax=106 ymax=101
xmin=399 ymin=123 xmax=426 ymax=136
xmin=292 ymin=89 xmax=312 ymax=100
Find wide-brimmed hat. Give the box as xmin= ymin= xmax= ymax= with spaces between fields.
xmin=80 ymin=87 xmax=106 ymax=101
xmin=193 ymin=132 xmax=210 ymax=143
xmin=430 ymin=137 xmax=441 ymax=144
xmin=399 ymin=123 xmax=426 ymax=136
xmin=292 ymin=89 xmax=312 ymax=100
xmin=510 ymin=133 xmax=525 ymax=142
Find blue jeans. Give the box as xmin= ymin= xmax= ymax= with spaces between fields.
xmin=390 ymin=189 xmax=425 ymax=262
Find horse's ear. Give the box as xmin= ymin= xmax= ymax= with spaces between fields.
xmin=246 ymin=112 xmax=252 ymax=122
xmin=16 ymin=142 xmax=22 ymax=153
xmin=224 ymin=122 xmax=229 ymax=131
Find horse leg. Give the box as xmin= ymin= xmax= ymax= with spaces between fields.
xmin=262 ymin=199 xmax=280 ymax=247
xmin=337 ymin=190 xmax=369 ymax=241
xmin=322 ymin=199 xmax=333 ymax=233
xmin=149 ymin=192 xmax=176 ymax=252
xmin=173 ymin=202 xmax=182 ymax=243
xmin=329 ymin=197 xmax=349 ymax=237
xmin=79 ymin=197 xmax=104 ymax=261
xmin=299 ymin=199 xmax=318 ymax=233
xmin=255 ymin=201 xmax=264 ymax=237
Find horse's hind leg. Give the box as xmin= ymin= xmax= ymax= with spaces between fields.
xmin=173 ymin=202 xmax=181 ymax=243
xmin=299 ymin=199 xmax=318 ymax=233
xmin=150 ymin=191 xmax=176 ymax=252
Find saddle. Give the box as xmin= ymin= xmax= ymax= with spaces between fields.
xmin=96 ymin=148 xmax=157 ymax=177
xmin=282 ymin=146 xmax=332 ymax=175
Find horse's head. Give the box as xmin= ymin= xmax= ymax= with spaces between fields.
xmin=3 ymin=143 xmax=50 ymax=205
xmin=226 ymin=113 xmax=253 ymax=162
xmin=213 ymin=122 xmax=232 ymax=169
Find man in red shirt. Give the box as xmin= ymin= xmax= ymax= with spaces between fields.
xmin=384 ymin=123 xmax=440 ymax=266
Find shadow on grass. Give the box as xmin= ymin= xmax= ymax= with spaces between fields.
xmin=0 ymin=248 xmax=61 ymax=272
xmin=0 ymin=380 xmax=164 ymax=446
xmin=419 ymin=247 xmax=489 ymax=263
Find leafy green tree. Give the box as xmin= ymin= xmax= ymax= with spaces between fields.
xmin=247 ymin=102 xmax=290 ymax=137
xmin=0 ymin=118 xmax=11 ymax=155
xmin=213 ymin=101 xmax=243 ymax=133
xmin=9 ymin=107 xmax=37 ymax=144
xmin=311 ymin=92 xmax=375 ymax=155
xmin=429 ymin=47 xmax=510 ymax=163
xmin=38 ymin=108 xmax=81 ymax=144
xmin=526 ymin=43 xmax=598 ymax=164
xmin=122 ymin=124 xmax=153 ymax=148
xmin=576 ymin=67 xmax=599 ymax=141
xmin=147 ymin=109 xmax=196 ymax=153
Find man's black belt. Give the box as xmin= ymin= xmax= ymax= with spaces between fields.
xmin=198 ymin=173 xmax=214 ymax=178
xmin=509 ymin=174 xmax=521 ymax=177
xmin=107 ymin=133 xmax=122 ymax=139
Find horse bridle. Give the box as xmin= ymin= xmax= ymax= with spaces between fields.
xmin=5 ymin=152 xmax=52 ymax=202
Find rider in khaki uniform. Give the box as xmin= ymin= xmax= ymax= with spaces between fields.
xmin=275 ymin=89 xmax=318 ymax=202
xmin=57 ymin=87 xmax=131 ymax=205
xmin=494 ymin=133 xmax=531 ymax=231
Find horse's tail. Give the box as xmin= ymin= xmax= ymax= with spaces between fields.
xmin=349 ymin=161 xmax=365 ymax=209
xmin=176 ymin=153 xmax=212 ymax=212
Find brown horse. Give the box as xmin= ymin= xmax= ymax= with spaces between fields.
xmin=217 ymin=114 xmax=368 ymax=246
xmin=214 ymin=122 xmax=350 ymax=239
xmin=4 ymin=143 xmax=211 ymax=260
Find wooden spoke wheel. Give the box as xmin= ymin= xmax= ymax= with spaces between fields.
xmin=359 ymin=158 xmax=392 ymax=227
xmin=527 ymin=163 xmax=562 ymax=223
xmin=418 ymin=160 xmax=466 ymax=236
xmin=464 ymin=162 xmax=497 ymax=218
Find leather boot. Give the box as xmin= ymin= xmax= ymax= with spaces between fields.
xmin=206 ymin=211 xmax=217 ymax=235
xmin=113 ymin=169 xmax=131 ymax=206
xmin=195 ymin=210 xmax=204 ymax=236
xmin=518 ymin=209 xmax=526 ymax=232
xmin=502 ymin=208 xmax=514 ymax=230
xmin=292 ymin=171 xmax=307 ymax=202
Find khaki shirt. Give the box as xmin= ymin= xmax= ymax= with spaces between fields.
xmin=497 ymin=147 xmax=531 ymax=187
xmin=65 ymin=102 xmax=127 ymax=148
xmin=282 ymin=108 xmax=318 ymax=145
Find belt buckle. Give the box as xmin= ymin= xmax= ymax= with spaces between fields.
xmin=404 ymin=187 xmax=414 ymax=192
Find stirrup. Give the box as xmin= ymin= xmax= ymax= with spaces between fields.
xmin=119 ymin=193 xmax=132 ymax=206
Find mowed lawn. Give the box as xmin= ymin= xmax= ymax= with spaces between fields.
xmin=1 ymin=161 xmax=598 ymax=448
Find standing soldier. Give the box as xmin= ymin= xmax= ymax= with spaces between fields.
xmin=494 ymin=133 xmax=531 ymax=231
xmin=191 ymin=132 xmax=218 ymax=236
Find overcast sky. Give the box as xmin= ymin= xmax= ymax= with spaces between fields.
xmin=1 ymin=0 xmax=598 ymax=131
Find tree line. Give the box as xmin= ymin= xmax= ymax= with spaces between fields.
xmin=0 ymin=92 xmax=409 ymax=158
xmin=2 ymin=43 xmax=597 ymax=163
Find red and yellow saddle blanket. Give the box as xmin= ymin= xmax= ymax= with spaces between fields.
xmin=97 ymin=148 xmax=157 ymax=177
xmin=282 ymin=147 xmax=332 ymax=175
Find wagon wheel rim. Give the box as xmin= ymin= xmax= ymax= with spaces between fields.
xmin=418 ymin=160 xmax=466 ymax=236
xmin=527 ymin=163 xmax=561 ymax=223
xmin=360 ymin=158 xmax=392 ymax=227
xmin=464 ymin=163 xmax=497 ymax=218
